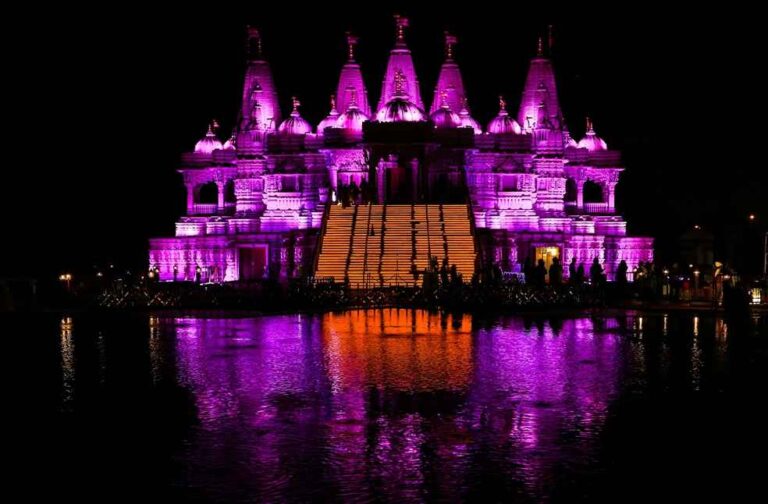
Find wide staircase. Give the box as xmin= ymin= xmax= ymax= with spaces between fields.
xmin=315 ymin=204 xmax=477 ymax=288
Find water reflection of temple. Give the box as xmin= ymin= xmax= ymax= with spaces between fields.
xmin=323 ymin=309 xmax=473 ymax=392
xmin=169 ymin=311 xmax=627 ymax=500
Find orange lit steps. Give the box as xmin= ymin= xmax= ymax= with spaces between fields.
xmin=316 ymin=203 xmax=476 ymax=288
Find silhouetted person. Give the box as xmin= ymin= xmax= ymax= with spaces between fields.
xmin=575 ymin=264 xmax=585 ymax=286
xmin=723 ymin=281 xmax=752 ymax=335
xmin=440 ymin=259 xmax=449 ymax=287
xmin=450 ymin=264 xmax=460 ymax=287
xmin=569 ymin=257 xmax=577 ymax=282
xmin=549 ymin=257 xmax=563 ymax=286
xmin=523 ymin=256 xmax=533 ymax=282
xmin=534 ymin=259 xmax=547 ymax=288
xmin=590 ymin=257 xmax=604 ymax=286
xmin=616 ymin=260 xmax=628 ymax=285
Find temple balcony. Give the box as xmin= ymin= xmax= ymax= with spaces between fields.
xmin=565 ymin=202 xmax=614 ymax=215
xmin=584 ymin=202 xmax=611 ymax=214
xmin=496 ymin=192 xmax=535 ymax=210
xmin=190 ymin=203 xmax=218 ymax=215
xmin=188 ymin=203 xmax=236 ymax=216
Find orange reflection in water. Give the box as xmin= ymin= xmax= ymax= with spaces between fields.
xmin=322 ymin=308 xmax=473 ymax=391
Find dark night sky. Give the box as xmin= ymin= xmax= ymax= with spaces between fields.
xmin=5 ymin=6 xmax=766 ymax=278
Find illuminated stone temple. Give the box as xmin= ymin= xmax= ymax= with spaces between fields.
xmin=149 ymin=19 xmax=653 ymax=285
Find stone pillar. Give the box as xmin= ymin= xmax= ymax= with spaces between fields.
xmin=411 ymin=159 xmax=419 ymax=202
xmin=186 ymin=184 xmax=195 ymax=214
xmin=329 ymin=166 xmax=339 ymax=192
xmin=607 ymin=183 xmax=617 ymax=212
xmin=216 ymin=181 xmax=225 ymax=210
xmin=376 ymin=162 xmax=386 ymax=204
xmin=576 ymin=180 xmax=584 ymax=210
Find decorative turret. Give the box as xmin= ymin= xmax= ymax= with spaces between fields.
xmin=376 ymin=69 xmax=425 ymax=122
xmin=458 ymin=97 xmax=482 ymax=134
xmin=335 ymin=33 xmax=372 ymax=117
xmin=278 ymin=97 xmax=312 ymax=135
xmin=317 ymin=95 xmax=341 ymax=135
xmin=239 ymin=27 xmax=281 ymax=133
xmin=518 ymin=36 xmax=562 ymax=133
xmin=577 ymin=117 xmax=608 ymax=151
xmin=222 ymin=129 xmax=237 ymax=150
xmin=430 ymin=90 xmax=461 ymax=128
xmin=430 ymin=32 xmax=466 ymax=115
xmin=487 ymin=96 xmax=522 ymax=134
xmin=194 ymin=122 xmax=223 ymax=154
xmin=335 ymin=89 xmax=369 ymax=139
xmin=563 ymin=121 xmax=578 ymax=148
xmin=377 ymin=15 xmax=424 ymax=111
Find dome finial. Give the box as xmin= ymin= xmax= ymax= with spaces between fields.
xmin=394 ymin=15 xmax=409 ymax=44
xmin=346 ymin=32 xmax=358 ymax=61
xmin=537 ymin=36 xmax=544 ymax=57
xmin=444 ymin=31 xmax=457 ymax=60
xmin=330 ymin=94 xmax=337 ymax=112
xmin=291 ymin=96 xmax=301 ymax=116
xmin=586 ymin=116 xmax=593 ymax=133
xmin=499 ymin=95 xmax=507 ymax=113
xmin=246 ymin=26 xmax=263 ymax=59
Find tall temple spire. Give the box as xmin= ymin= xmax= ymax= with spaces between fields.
xmin=335 ymin=32 xmax=371 ymax=117
xmin=239 ymin=27 xmax=281 ymax=133
xmin=517 ymin=37 xmax=562 ymax=133
xmin=430 ymin=31 xmax=466 ymax=114
xmin=377 ymin=14 xmax=423 ymax=111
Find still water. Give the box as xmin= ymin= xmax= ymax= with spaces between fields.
xmin=20 ymin=310 xmax=768 ymax=502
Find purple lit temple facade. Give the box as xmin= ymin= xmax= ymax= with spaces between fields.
xmin=149 ymin=21 xmax=652 ymax=283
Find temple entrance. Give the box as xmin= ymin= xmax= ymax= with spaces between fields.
xmin=239 ymin=247 xmax=267 ymax=281
xmin=386 ymin=163 xmax=414 ymax=203
xmin=535 ymin=246 xmax=560 ymax=272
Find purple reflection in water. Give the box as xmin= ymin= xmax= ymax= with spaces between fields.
xmin=166 ymin=310 xmax=626 ymax=501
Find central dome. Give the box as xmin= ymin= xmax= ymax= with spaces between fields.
xmin=376 ymin=68 xmax=425 ymax=122
xmin=376 ymin=97 xmax=425 ymax=122
xmin=430 ymin=105 xmax=460 ymax=128
xmin=336 ymin=103 xmax=369 ymax=132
